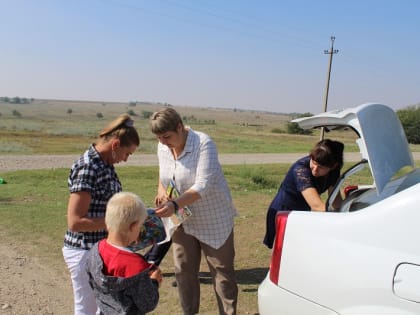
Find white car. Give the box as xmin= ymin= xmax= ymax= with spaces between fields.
xmin=258 ymin=103 xmax=420 ymax=315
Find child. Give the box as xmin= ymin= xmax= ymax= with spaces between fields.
xmin=86 ymin=192 xmax=163 ymax=315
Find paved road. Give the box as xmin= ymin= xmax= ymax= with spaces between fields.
xmin=3 ymin=152 xmax=416 ymax=172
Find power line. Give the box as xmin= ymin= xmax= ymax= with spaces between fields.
xmin=321 ymin=36 xmax=339 ymax=140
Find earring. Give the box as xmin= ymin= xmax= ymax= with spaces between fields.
xmin=112 ymin=150 xmax=116 ymax=161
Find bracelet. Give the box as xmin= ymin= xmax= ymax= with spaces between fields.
xmin=170 ymin=200 xmax=179 ymax=211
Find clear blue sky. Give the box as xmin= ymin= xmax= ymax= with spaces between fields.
xmin=1 ymin=0 xmax=419 ymax=113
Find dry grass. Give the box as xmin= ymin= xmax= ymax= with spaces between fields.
xmin=0 ymin=98 xmax=286 ymax=155
xmin=0 ymin=98 xmax=367 ymax=155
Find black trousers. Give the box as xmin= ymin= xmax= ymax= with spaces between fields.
xmin=144 ymin=240 xmax=172 ymax=266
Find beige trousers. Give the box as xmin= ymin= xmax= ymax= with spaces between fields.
xmin=172 ymin=226 xmax=238 ymax=315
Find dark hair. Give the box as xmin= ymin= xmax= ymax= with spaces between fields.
xmin=310 ymin=139 xmax=344 ymax=169
xmin=149 ymin=107 xmax=183 ymax=134
xmin=99 ymin=114 xmax=140 ymax=147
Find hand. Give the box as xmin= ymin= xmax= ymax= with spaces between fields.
xmin=154 ymin=201 xmax=175 ymax=218
xmin=154 ymin=193 xmax=168 ymax=207
xmin=149 ymin=267 xmax=163 ymax=287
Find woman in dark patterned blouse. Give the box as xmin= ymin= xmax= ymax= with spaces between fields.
xmin=62 ymin=114 xmax=139 ymax=315
xmin=263 ymin=139 xmax=344 ymax=249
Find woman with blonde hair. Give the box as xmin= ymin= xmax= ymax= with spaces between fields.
xmin=62 ymin=114 xmax=140 ymax=315
xmin=149 ymin=107 xmax=238 ymax=315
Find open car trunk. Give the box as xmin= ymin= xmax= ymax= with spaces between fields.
xmin=292 ymin=103 xmax=415 ymax=196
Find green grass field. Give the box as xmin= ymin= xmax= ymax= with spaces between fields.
xmin=0 ymin=160 xmax=380 ymax=314
xmin=0 ymin=164 xmax=284 ymax=314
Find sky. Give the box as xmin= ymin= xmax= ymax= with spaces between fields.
xmin=1 ymin=0 xmax=419 ymax=114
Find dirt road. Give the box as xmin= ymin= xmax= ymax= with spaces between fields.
xmin=0 ymin=152 xmax=370 ymax=172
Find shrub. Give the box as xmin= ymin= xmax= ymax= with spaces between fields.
xmin=127 ymin=109 xmax=138 ymax=116
xmin=287 ymin=122 xmax=312 ymax=135
xmin=271 ymin=128 xmax=284 ymax=134
xmin=12 ymin=109 xmax=22 ymax=117
xmin=142 ymin=111 xmax=153 ymax=119
xmin=287 ymin=112 xmax=314 ymax=135
xmin=397 ymin=105 xmax=420 ymax=144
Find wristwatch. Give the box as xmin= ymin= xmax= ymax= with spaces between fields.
xmin=170 ymin=200 xmax=179 ymax=211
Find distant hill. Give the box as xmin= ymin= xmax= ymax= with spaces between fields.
xmin=0 ymin=97 xmax=293 ymax=127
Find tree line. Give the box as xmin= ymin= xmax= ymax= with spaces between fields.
xmin=0 ymin=96 xmax=34 ymax=104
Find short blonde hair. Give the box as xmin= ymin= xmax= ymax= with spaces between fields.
xmin=149 ymin=107 xmax=183 ymax=134
xmin=105 ymin=192 xmax=147 ymax=234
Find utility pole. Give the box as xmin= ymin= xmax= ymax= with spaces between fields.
xmin=320 ymin=36 xmax=339 ymax=140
